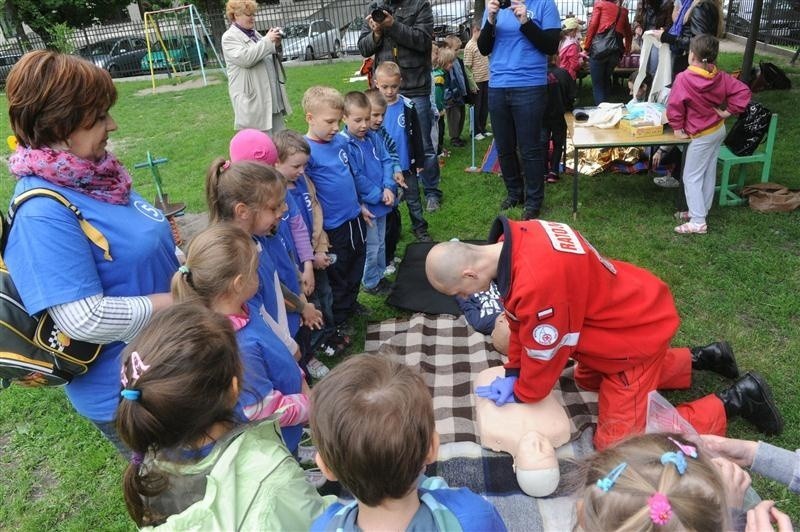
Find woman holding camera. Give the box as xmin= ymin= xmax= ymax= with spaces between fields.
xmin=222 ymin=0 xmax=291 ymax=134
xmin=478 ymin=0 xmax=561 ymax=220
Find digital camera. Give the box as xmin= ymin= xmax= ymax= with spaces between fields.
xmin=498 ymin=0 xmax=512 ymax=8
xmin=371 ymin=5 xmax=393 ymax=22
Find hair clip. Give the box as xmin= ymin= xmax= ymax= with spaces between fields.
xmin=178 ymin=265 xmax=190 ymax=275
xmin=661 ymin=451 xmax=688 ymax=475
xmin=648 ymin=492 xmax=673 ymax=525
xmin=668 ymin=437 xmax=698 ymax=458
xmin=120 ymin=388 xmax=141 ymax=401
xmin=131 ymin=451 xmax=144 ymax=466
xmin=596 ymin=462 xmax=627 ymax=492
xmin=222 ymin=159 xmax=231 ymax=171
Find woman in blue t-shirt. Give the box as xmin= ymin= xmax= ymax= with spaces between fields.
xmin=478 ymin=0 xmax=561 ymax=221
xmin=4 ymin=51 xmax=178 ymax=451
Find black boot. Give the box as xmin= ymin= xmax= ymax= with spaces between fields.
xmin=691 ymin=341 xmax=739 ymax=379
xmin=716 ymin=372 xmax=783 ymax=436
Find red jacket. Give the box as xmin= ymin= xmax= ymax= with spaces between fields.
xmin=489 ymin=217 xmax=680 ymax=403
xmin=584 ymin=0 xmax=633 ymax=57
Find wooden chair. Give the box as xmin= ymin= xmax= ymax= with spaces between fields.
xmin=716 ymin=114 xmax=778 ymax=206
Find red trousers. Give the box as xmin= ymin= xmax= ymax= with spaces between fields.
xmin=574 ymin=347 xmax=727 ymax=450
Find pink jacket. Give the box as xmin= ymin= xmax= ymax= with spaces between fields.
xmin=558 ymin=38 xmax=583 ymax=80
xmin=667 ymin=65 xmax=751 ymax=136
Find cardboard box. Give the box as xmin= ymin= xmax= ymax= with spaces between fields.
xmin=631 ymin=123 xmax=664 ymax=137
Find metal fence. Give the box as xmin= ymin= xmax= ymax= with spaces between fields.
xmin=0 ymin=0 xmax=796 ymax=83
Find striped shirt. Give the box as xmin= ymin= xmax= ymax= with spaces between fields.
xmin=463 ymin=39 xmax=490 ymax=83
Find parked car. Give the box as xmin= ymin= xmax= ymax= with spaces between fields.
xmin=729 ymin=0 xmax=799 ymax=40
xmin=0 ymin=51 xmax=22 ymax=87
xmin=280 ymin=19 xmax=341 ymax=61
xmin=77 ymin=36 xmax=148 ymax=78
xmin=140 ymin=35 xmax=207 ymax=71
xmin=342 ymin=17 xmax=366 ymax=55
xmin=433 ymin=0 xmax=473 ymax=44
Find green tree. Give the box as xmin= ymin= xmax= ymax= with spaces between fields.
xmin=3 ymin=0 xmax=131 ymax=46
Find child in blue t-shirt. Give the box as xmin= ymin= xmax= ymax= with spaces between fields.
xmin=172 ymin=223 xmax=309 ymax=453
xmin=310 ymin=355 xmax=507 ymax=532
xmin=302 ymin=86 xmax=367 ymax=329
xmin=374 ymin=62 xmax=432 ymax=241
xmin=341 ymin=91 xmax=396 ymax=296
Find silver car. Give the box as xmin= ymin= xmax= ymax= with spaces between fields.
xmin=281 ymin=19 xmax=342 ymax=61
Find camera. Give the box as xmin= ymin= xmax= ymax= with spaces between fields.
xmin=371 ymin=5 xmax=392 ymax=22
xmin=498 ymin=0 xmax=511 ymax=8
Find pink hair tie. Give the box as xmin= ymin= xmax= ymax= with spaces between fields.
xmin=648 ymin=492 xmax=672 ymax=525
xmin=222 ymin=160 xmax=231 ymax=170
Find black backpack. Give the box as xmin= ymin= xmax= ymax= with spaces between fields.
xmin=0 ymin=188 xmax=110 ymax=389
xmin=723 ymin=102 xmax=772 ymax=157
xmin=759 ymin=61 xmax=791 ymax=90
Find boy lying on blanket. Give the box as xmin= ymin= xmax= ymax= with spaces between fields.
xmin=309 ymin=354 xmax=507 ymax=532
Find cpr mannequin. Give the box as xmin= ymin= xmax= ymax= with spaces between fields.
xmin=475 ymin=313 xmax=571 ymax=497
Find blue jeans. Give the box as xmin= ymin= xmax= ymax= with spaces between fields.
xmin=309 ymin=268 xmax=334 ymax=350
xmin=403 ymin=170 xmax=428 ymax=233
xmin=362 ymin=213 xmax=387 ymax=289
xmin=93 ymin=419 xmax=129 ymax=455
xmin=409 ymin=95 xmax=442 ymax=201
xmin=589 ymin=53 xmax=620 ymax=105
xmin=488 ymin=85 xmax=548 ymax=211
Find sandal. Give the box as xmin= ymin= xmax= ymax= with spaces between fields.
xmin=674 ymin=222 xmax=707 ymax=234
xmin=673 ymin=211 xmax=690 ymax=222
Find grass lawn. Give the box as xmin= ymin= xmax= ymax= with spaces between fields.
xmin=0 ymin=53 xmax=798 ymax=530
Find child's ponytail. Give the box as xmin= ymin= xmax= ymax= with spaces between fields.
xmin=206 ymin=157 xmax=228 ymax=224
xmin=115 ymin=303 xmax=243 ymax=527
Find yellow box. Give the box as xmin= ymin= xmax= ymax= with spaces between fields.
xmin=631 ymin=123 xmax=664 ymax=137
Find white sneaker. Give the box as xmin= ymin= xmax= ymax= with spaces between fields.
xmin=304 ymin=468 xmax=327 ymax=488
xmin=474 ymin=133 xmax=485 ymax=140
xmin=485 ymin=131 xmax=493 ymax=136
xmin=383 ymin=264 xmax=396 ymax=276
xmin=653 ymin=175 xmax=680 ymax=188
xmin=306 ymin=357 xmax=330 ymax=379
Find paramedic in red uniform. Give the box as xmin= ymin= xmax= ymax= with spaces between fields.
xmin=426 ymin=216 xmax=783 ymax=450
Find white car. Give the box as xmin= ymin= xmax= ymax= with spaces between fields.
xmin=281 ymin=19 xmax=342 ymax=61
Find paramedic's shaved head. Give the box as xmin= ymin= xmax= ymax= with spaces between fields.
xmin=425 ymin=241 xmax=502 ymax=298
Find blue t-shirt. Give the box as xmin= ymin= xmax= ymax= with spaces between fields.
xmin=341 ymin=129 xmax=396 ymax=219
xmin=278 ymin=192 xmax=302 ymax=269
xmin=5 ymin=177 xmax=178 ymax=422
xmin=287 ymin=176 xmax=314 ymax=243
xmin=304 ymin=135 xmax=361 ymax=230
xmin=383 ymin=99 xmax=412 ymax=172
xmin=252 ymin=236 xmax=280 ymax=322
xmin=483 ymin=2 xmax=561 ymax=88
xmin=260 ymin=233 xmax=301 ymax=336
xmin=311 ymin=476 xmax=507 ymax=532
xmin=235 ymin=301 xmax=303 ymax=452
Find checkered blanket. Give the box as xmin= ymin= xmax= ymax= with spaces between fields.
xmin=364 ymin=313 xmax=600 ymax=531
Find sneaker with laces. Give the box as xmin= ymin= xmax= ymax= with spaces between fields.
xmin=654 ymin=175 xmax=680 ymax=188
xmin=500 ymin=197 xmax=521 ymax=210
xmin=426 ymin=197 xmax=440 ymax=212
xmin=485 ymin=131 xmax=493 ymax=136
xmin=474 ymin=133 xmax=486 ymax=140
xmin=306 ymin=357 xmax=330 ymax=379
xmin=304 ymin=468 xmax=327 ymax=489
xmin=413 ymin=229 xmax=432 ymax=242
xmin=297 ymin=443 xmax=317 ymax=466
xmin=383 ymin=263 xmax=397 ymax=276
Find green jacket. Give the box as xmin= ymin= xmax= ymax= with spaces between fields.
xmin=142 ymin=419 xmax=332 ymax=531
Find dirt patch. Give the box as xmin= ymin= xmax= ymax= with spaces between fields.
xmin=28 ymin=461 xmax=59 ymax=502
xmin=135 ymin=76 xmax=222 ymax=96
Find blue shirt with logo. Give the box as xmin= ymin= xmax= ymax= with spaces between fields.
xmin=5 ymin=176 xmax=178 ymax=422
xmin=483 ymin=2 xmax=561 ymax=88
xmin=304 ymin=135 xmax=361 ymax=230
xmin=383 ymin=99 xmax=412 ymax=172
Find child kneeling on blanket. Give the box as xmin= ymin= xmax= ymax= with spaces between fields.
xmin=310 ymin=354 xmax=507 ymax=532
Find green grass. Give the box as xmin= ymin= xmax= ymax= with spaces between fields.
xmin=0 ymin=53 xmax=799 ymax=529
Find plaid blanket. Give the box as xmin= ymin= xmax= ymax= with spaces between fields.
xmin=364 ymin=313 xmax=601 ymax=530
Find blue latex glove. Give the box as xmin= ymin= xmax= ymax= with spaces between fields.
xmin=475 ymin=376 xmax=518 ymax=406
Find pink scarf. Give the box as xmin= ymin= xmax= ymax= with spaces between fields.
xmin=8 ymin=146 xmax=132 ymax=205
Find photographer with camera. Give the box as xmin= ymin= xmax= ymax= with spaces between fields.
xmin=477 ymin=0 xmax=561 ymax=221
xmin=222 ymin=0 xmax=291 ymax=134
xmin=358 ymin=0 xmax=444 ymax=214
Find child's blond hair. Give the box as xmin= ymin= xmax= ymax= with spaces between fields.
xmin=343 ymin=91 xmax=371 ymax=116
xmin=374 ymin=61 xmax=401 ymax=79
xmin=577 ymin=433 xmax=729 ymax=531
xmin=302 ymin=85 xmax=344 ymax=115
xmin=434 ymin=47 xmax=455 ymax=70
xmin=365 ymin=88 xmax=387 ymax=110
xmin=273 ymin=129 xmax=311 ymax=162
xmin=444 ymin=35 xmax=462 ymax=51
xmin=171 ymin=223 xmax=258 ymax=307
